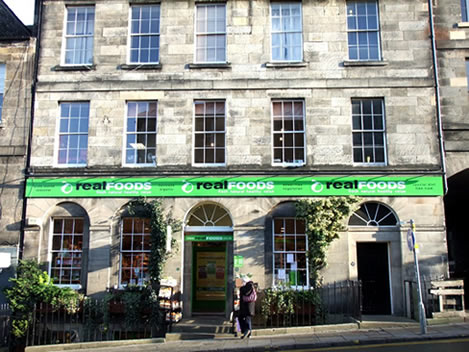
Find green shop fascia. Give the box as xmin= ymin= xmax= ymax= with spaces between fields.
xmin=25 ymin=175 xmax=444 ymax=198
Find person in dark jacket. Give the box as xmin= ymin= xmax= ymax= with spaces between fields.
xmin=239 ymin=278 xmax=256 ymax=338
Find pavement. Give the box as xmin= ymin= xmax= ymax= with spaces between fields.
xmin=25 ymin=317 xmax=469 ymax=352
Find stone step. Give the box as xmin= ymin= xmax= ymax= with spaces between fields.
xmin=166 ymin=332 xmax=236 ymax=341
xmin=171 ymin=323 xmax=234 ymax=334
xmin=171 ymin=316 xmax=234 ymax=334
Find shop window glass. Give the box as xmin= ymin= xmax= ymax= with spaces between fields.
xmin=273 ymin=217 xmax=308 ymax=288
xmin=120 ymin=217 xmax=151 ymax=286
xmin=50 ymin=218 xmax=84 ymax=287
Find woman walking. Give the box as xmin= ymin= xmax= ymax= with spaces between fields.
xmin=239 ymin=277 xmax=257 ymax=339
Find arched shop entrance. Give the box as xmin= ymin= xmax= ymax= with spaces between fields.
xmin=445 ymin=169 xmax=469 ymax=307
xmin=183 ymin=202 xmax=233 ymax=317
xmin=349 ymin=202 xmax=399 ymax=315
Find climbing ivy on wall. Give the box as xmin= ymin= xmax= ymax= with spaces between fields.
xmin=128 ymin=198 xmax=179 ymax=285
xmin=296 ymin=197 xmax=359 ymax=286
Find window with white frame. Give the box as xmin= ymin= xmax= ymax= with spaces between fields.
xmin=0 ymin=64 xmax=5 ymax=123
xmin=63 ymin=6 xmax=95 ymax=65
xmin=120 ymin=217 xmax=151 ymax=286
xmin=272 ymin=100 xmax=305 ymax=165
xmin=346 ymin=0 xmax=381 ymax=61
xmin=124 ymin=101 xmax=157 ymax=166
xmin=462 ymin=0 xmax=469 ymax=22
xmin=57 ymin=102 xmax=89 ymax=166
xmin=129 ymin=5 xmax=160 ymax=64
xmin=50 ymin=218 xmax=84 ymax=287
xmin=351 ymin=98 xmax=386 ymax=164
xmin=195 ymin=3 xmax=226 ymax=63
xmin=194 ymin=100 xmax=226 ymax=165
xmin=271 ymin=2 xmax=303 ymax=62
xmin=349 ymin=202 xmax=398 ymax=227
xmin=273 ymin=218 xmax=308 ymax=288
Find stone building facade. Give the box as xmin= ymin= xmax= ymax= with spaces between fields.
xmin=24 ymin=0 xmax=448 ymax=317
xmin=433 ymin=0 xmax=469 ymax=301
xmin=0 ymin=1 xmax=35 ymax=303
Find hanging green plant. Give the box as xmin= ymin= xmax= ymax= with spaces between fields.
xmin=296 ymin=197 xmax=359 ymax=286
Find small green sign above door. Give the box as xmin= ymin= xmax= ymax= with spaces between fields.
xmin=185 ymin=234 xmax=233 ymax=242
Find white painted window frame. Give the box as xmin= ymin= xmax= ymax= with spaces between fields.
xmin=271 ymin=99 xmax=306 ymax=167
xmin=61 ymin=6 xmax=95 ymax=66
xmin=346 ymin=0 xmax=382 ymax=61
xmin=272 ymin=217 xmax=309 ymax=290
xmin=48 ymin=217 xmax=84 ymax=290
xmin=122 ymin=101 xmax=158 ymax=167
xmin=462 ymin=0 xmax=469 ymax=22
xmin=127 ymin=4 xmax=161 ymax=64
xmin=192 ymin=100 xmax=227 ymax=167
xmin=270 ymin=2 xmax=303 ymax=62
xmin=351 ymin=98 xmax=387 ymax=166
xmin=54 ymin=102 xmax=90 ymax=168
xmin=119 ymin=217 xmax=151 ymax=288
xmin=194 ymin=3 xmax=227 ymax=63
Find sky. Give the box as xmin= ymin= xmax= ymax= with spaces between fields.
xmin=4 ymin=0 xmax=35 ymax=26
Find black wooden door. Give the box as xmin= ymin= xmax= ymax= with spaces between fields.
xmin=357 ymin=242 xmax=391 ymax=314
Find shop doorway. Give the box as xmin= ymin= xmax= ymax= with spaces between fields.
xmin=183 ymin=202 xmax=234 ymax=317
xmin=192 ymin=241 xmax=227 ymax=313
xmin=357 ymin=242 xmax=391 ymax=314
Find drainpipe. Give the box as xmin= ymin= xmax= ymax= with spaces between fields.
xmin=19 ymin=0 xmax=43 ymax=260
xmin=428 ymin=0 xmax=448 ymax=195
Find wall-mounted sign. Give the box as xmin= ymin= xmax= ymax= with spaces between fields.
xmin=185 ymin=234 xmax=233 ymax=242
xmin=25 ymin=175 xmax=444 ymax=198
xmin=234 ymin=255 xmax=244 ymax=268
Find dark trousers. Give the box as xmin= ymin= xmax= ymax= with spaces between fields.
xmin=240 ymin=315 xmax=252 ymax=334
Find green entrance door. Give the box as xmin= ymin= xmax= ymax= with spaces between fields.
xmin=192 ymin=241 xmax=227 ymax=313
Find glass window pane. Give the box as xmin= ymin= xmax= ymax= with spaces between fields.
xmin=352 ymin=115 xmax=362 ymax=129
xmin=285 ymin=219 xmax=294 ymax=233
xmin=296 ymin=236 xmax=306 ymax=251
xmin=274 ymin=219 xmax=284 ymax=234
xmin=363 ymin=115 xmax=373 ymax=129
xmin=374 ymin=132 xmax=384 ymax=146
xmin=294 ymin=133 xmax=304 ymax=147
xmin=274 ymin=236 xmax=284 ymax=251
xmin=194 ymin=149 xmax=204 ymax=163
xmin=215 ymin=149 xmax=224 ymax=163
xmin=353 ymin=133 xmax=362 ymax=146
xmin=52 ymin=235 xmax=62 ymax=250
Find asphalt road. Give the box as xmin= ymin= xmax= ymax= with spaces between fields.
xmin=280 ymin=338 xmax=469 ymax=352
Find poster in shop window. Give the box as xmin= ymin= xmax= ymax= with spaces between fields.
xmin=196 ymin=251 xmax=226 ymax=301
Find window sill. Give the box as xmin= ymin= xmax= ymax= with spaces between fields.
xmin=188 ymin=62 xmax=231 ymax=69
xmin=118 ymin=63 xmax=162 ymax=70
xmin=192 ymin=163 xmax=227 ymax=167
xmin=273 ymin=163 xmax=306 ymax=168
xmin=352 ymin=163 xmax=387 ymax=167
xmin=55 ymin=284 xmax=82 ymax=290
xmin=52 ymin=64 xmax=96 ymax=71
xmin=457 ymin=22 xmax=469 ymax=28
xmin=265 ymin=61 xmax=308 ymax=68
xmin=53 ymin=164 xmax=88 ymax=168
xmin=343 ymin=60 xmax=388 ymax=67
xmin=122 ymin=164 xmax=157 ymax=168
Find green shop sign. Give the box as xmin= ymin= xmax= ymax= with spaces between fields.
xmin=25 ymin=175 xmax=444 ymax=198
xmin=185 ymin=234 xmax=233 ymax=242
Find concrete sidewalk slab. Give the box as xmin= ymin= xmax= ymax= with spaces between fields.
xmin=25 ymin=319 xmax=469 ymax=352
